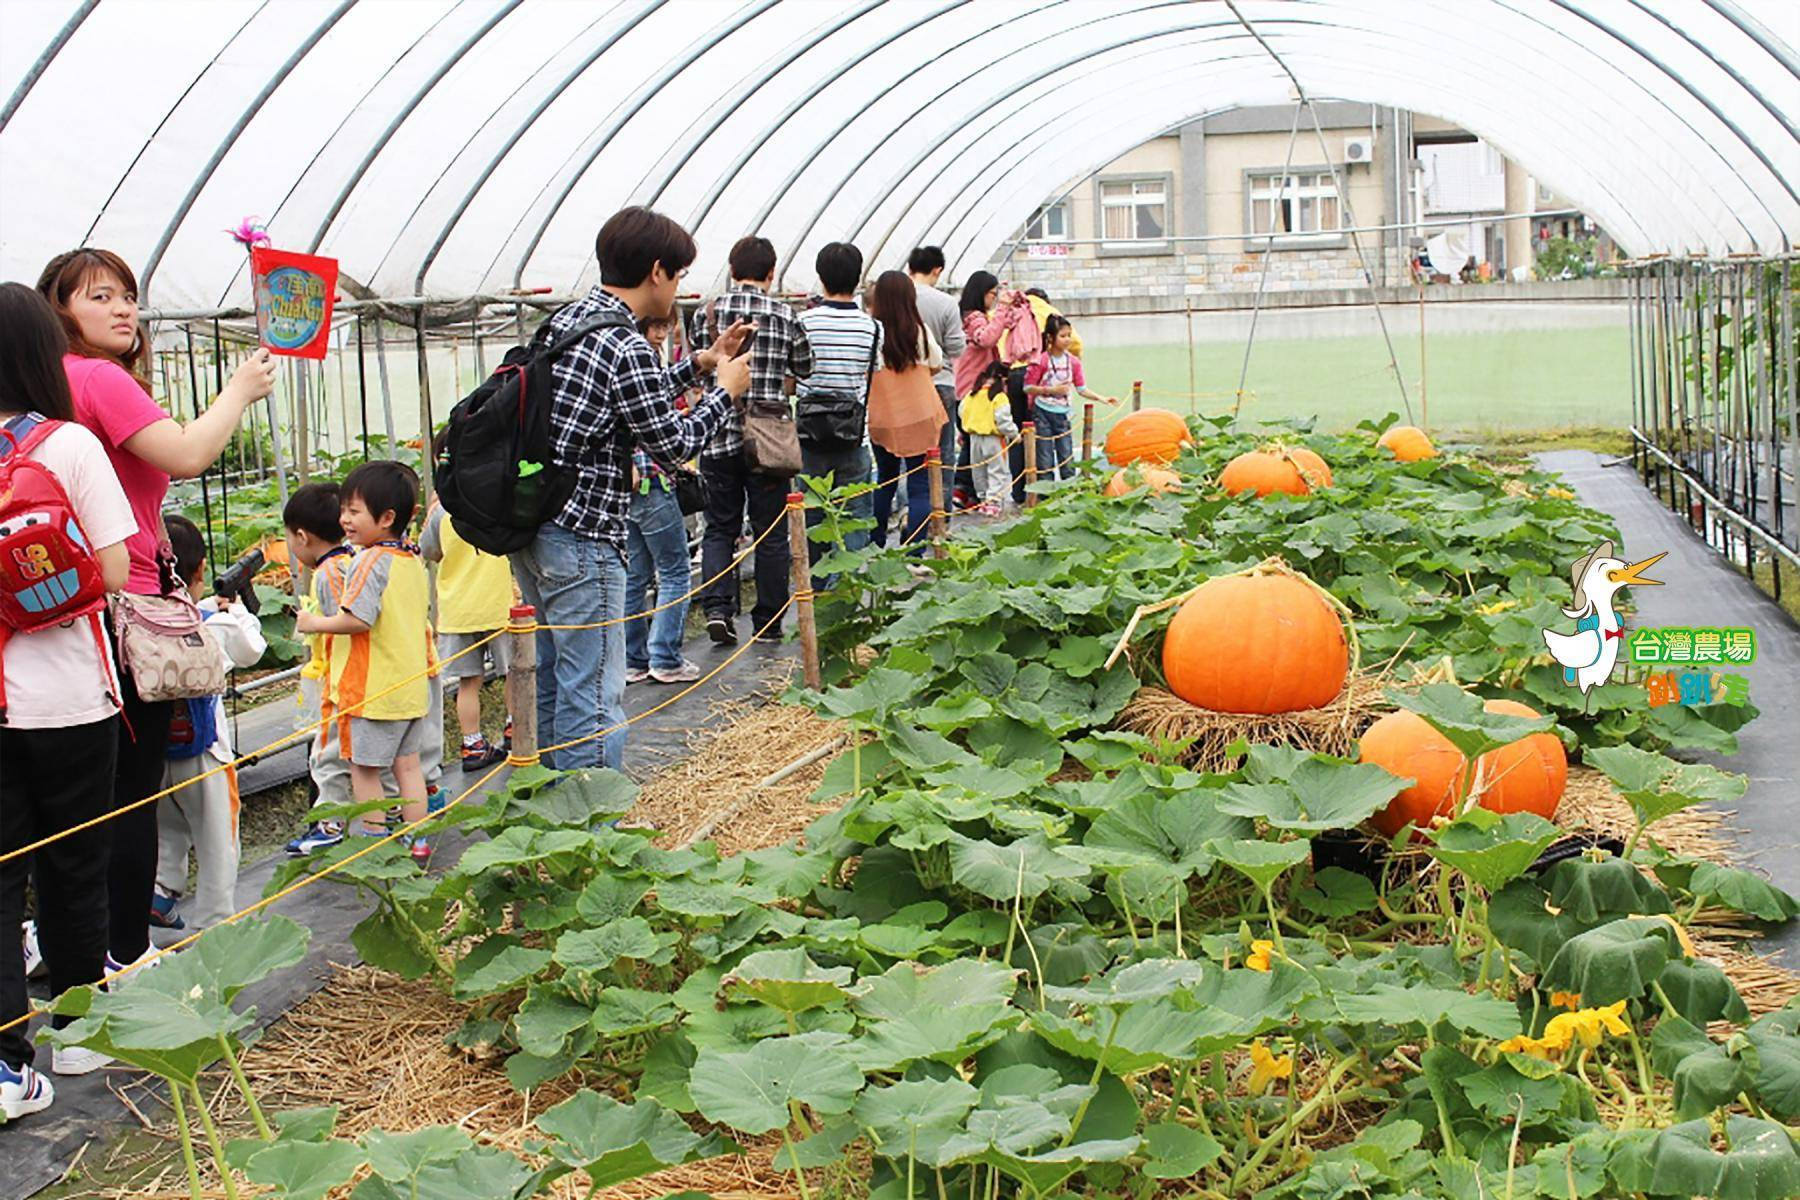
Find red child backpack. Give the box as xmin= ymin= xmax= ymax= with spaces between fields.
xmin=0 ymin=412 xmax=116 ymax=721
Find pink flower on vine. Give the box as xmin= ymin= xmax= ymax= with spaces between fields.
xmin=228 ymin=217 xmax=271 ymax=249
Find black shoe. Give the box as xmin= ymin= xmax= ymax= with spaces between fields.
xmin=706 ymin=616 xmax=738 ymax=646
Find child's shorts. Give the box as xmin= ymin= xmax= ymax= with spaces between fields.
xmin=347 ymin=714 xmax=432 ymax=768
xmin=437 ymin=629 xmax=511 ymax=682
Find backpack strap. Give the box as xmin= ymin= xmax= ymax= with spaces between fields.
xmin=0 ymin=412 xmax=57 ymax=460
xmin=543 ymin=310 xmax=634 ymax=359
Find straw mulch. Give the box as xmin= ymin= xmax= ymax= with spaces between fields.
xmin=1117 ymin=674 xmax=1392 ymax=771
xmin=627 ymin=698 xmax=845 ymax=854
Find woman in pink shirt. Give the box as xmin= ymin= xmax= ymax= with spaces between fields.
xmin=36 ymin=249 xmax=275 ymax=973
xmin=955 ymin=272 xmax=1034 ymax=505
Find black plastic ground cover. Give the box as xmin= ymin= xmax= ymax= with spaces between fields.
xmin=5 ymin=640 xmax=796 ymax=1199
xmin=1539 ymin=451 xmax=1799 ymax=965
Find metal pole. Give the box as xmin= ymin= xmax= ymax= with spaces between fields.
xmin=1418 ymin=281 xmax=1429 ymax=429
xmin=415 ymin=310 xmax=436 ymax=504
xmin=785 ymin=493 xmax=822 ymax=690
xmin=356 ymin=316 xmax=370 ymax=457
xmin=372 ymin=315 xmax=398 ymax=456
xmin=295 ymin=358 xmax=311 ymax=485
xmin=1022 ymin=422 xmax=1038 ymax=508
xmin=925 ymin=447 xmax=947 ymax=558
xmin=505 ymin=605 xmax=539 ymax=767
xmin=1081 ymin=401 xmax=1095 ymax=462
xmin=1185 ymin=297 xmax=1195 ymax=414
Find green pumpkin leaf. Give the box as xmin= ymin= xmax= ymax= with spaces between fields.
xmin=1529 ymin=1130 xmax=1613 ymax=1199
xmin=854 ymin=1077 xmax=981 ymax=1156
xmin=452 ymin=937 xmax=553 ymax=1001
xmin=1206 ymin=836 xmax=1312 ymax=893
xmin=1424 ymin=808 xmax=1562 ymax=892
xmin=554 ymin=918 xmax=677 ymax=973
xmin=1042 ymin=958 xmax=1208 ymax=1007
xmin=1294 ymin=866 xmax=1379 ymax=919
xmin=239 ymin=1140 xmax=367 ymax=1200
xmin=1544 ymin=855 xmax=1673 ymax=924
xmin=1650 ymin=1015 xmax=1750 ymax=1120
xmin=689 ymin=1034 xmax=865 ymax=1135
xmin=361 ymin=1126 xmax=470 ymax=1181
xmin=512 ymin=987 xmax=594 ymax=1058
xmin=573 ymin=875 xmax=651 ymax=925
xmin=1743 ymin=1006 xmax=1800 ymax=1121
xmin=1386 ymin=682 xmax=1554 ymax=761
xmin=1141 ymin=1121 xmax=1224 ymax=1179
xmin=1334 ymin=983 xmax=1521 ymax=1040
xmin=1656 ymin=959 xmax=1752 ymax=1026
xmin=1609 ymin=1116 xmax=1800 ymax=1200
xmin=1586 ymin=744 xmax=1747 ymax=833
xmin=588 ymin=987 xmax=680 ymax=1038
xmin=1541 ymin=918 xmax=1677 ymax=1005
xmin=638 ymin=1033 xmax=698 ymax=1112
xmin=1216 ymin=760 xmax=1408 ymax=832
xmin=1690 ymin=861 xmax=1800 ymax=922
xmin=535 ymin=1090 xmax=718 ymax=1188
xmin=721 ymin=948 xmax=853 ymax=1015
xmin=948 ymin=833 xmax=1089 ymax=902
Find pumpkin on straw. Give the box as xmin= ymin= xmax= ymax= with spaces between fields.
xmin=1108 ymin=557 xmax=1389 ymax=770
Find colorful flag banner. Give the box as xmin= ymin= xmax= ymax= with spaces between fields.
xmin=250 ymin=246 xmax=338 ymax=360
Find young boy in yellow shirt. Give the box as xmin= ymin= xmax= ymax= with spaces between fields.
xmin=421 ymin=493 xmax=511 ymax=772
xmin=295 ymin=461 xmax=437 ymax=863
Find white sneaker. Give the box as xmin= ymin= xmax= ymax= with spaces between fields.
xmin=624 ymin=665 xmax=652 ymax=684
xmin=649 ymin=658 xmax=703 ymax=684
xmin=0 ymin=1060 xmax=54 ymax=1119
xmin=104 ymin=943 xmax=164 ymax=985
xmin=21 ymin=921 xmax=44 ymax=979
xmin=51 ymin=1045 xmax=112 ymax=1077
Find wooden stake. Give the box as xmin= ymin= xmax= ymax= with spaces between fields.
xmin=505 ymin=605 xmax=539 ymax=767
xmin=925 ymin=446 xmax=947 ymax=557
xmin=1081 ymin=402 xmax=1095 ymax=462
xmin=1131 ymin=379 xmax=1143 ymax=412
xmin=786 ymin=494 xmax=822 ymax=689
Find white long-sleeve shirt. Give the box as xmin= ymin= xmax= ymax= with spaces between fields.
xmin=196 ymin=597 xmax=265 ymax=761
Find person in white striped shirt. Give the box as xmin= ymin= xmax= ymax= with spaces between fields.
xmin=795 ymin=243 xmax=882 ymax=578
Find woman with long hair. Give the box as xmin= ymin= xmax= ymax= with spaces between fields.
xmin=954 ymin=270 xmax=1034 ymax=503
xmin=36 ymin=249 xmax=275 ymax=975
xmin=0 ymin=284 xmax=138 ymax=1118
xmin=865 ymin=270 xmax=942 ymax=550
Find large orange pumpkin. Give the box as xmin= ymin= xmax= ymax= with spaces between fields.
xmin=1162 ymin=572 xmax=1348 ymax=714
xmin=1218 ymin=447 xmax=1332 ymax=497
xmin=1362 ymin=699 xmax=1567 ymax=838
xmin=1105 ymin=409 xmax=1192 ymax=466
xmin=1378 ymin=425 xmax=1437 ymax=462
xmin=1105 ymin=465 xmax=1181 ymax=497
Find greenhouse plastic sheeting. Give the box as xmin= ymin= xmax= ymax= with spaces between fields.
xmin=1 ymin=0 xmax=1795 ymax=310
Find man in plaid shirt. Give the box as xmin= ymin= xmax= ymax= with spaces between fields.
xmin=697 ymin=236 xmax=815 ymax=646
xmin=512 ymin=207 xmax=751 ymax=771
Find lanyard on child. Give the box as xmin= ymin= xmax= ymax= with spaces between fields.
xmin=370 ymin=539 xmax=420 ymax=555
xmin=316 ymin=544 xmax=354 ymax=566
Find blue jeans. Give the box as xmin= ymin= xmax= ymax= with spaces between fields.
xmin=625 ymin=485 xmax=692 ymax=673
xmin=871 ymin=444 xmax=931 ymax=551
xmin=509 ymin=522 xmax=627 ymax=771
xmin=801 ymin=442 xmax=873 ymax=574
xmin=1035 ymin=407 xmax=1073 ymax=481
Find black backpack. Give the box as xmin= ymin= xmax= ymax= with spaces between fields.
xmin=436 ymin=310 xmax=632 ymax=555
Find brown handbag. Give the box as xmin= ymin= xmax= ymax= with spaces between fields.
xmin=742 ymin=398 xmax=802 ymax=476
xmin=867 ymin=364 xmax=946 ymax=457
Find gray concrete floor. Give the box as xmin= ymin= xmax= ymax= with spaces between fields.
xmin=1539 ymin=451 xmax=1799 ymax=965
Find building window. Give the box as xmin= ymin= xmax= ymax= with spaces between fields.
xmin=1100 ymin=177 xmax=1168 ymax=243
xmin=1247 ymin=170 xmax=1343 ymax=241
xmin=1024 ymin=201 xmax=1069 ymax=242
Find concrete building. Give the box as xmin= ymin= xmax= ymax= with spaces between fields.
xmin=987 ymin=104 xmax=1582 ymax=304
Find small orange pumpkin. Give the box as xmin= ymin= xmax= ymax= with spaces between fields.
xmin=1378 ymin=425 xmax=1437 ymax=462
xmin=1218 ymin=446 xmax=1332 ymax=497
xmin=1105 ymin=465 xmax=1181 ymax=497
xmin=1162 ymin=571 xmax=1349 ymax=714
xmin=1105 ymin=409 xmax=1192 ymax=466
xmin=1362 ymin=699 xmax=1566 ymax=838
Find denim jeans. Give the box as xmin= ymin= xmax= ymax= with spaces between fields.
xmin=935 ymin=383 xmax=960 ymax=502
xmin=1005 ymin=365 xmax=1030 ymax=502
xmin=510 ymin=522 xmax=627 ymax=770
xmin=625 ymin=485 xmax=693 ymax=673
xmin=800 ymin=441 xmax=873 ymax=575
xmin=1035 ymin=406 xmax=1074 ymax=481
xmin=871 ymin=444 xmax=931 ymax=551
xmin=699 ymin=454 xmax=790 ymax=635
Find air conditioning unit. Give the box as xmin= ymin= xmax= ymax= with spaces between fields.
xmin=1344 ymin=137 xmax=1373 ymax=165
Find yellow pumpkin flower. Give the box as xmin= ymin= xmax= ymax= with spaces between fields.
xmin=1496 ymin=1032 xmax=1564 ymax=1062
xmin=1551 ymin=991 xmax=1582 ymax=1010
xmin=1476 ymin=598 xmax=1518 ymax=616
xmin=1546 ymin=486 xmax=1576 ymax=500
xmin=1246 ymin=940 xmax=1274 ymax=972
xmin=1541 ymin=1000 xmax=1632 ymax=1052
xmin=1247 ymin=1039 xmax=1293 ymax=1095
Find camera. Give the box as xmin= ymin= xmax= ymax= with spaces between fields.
xmin=213 ymin=547 xmax=266 ymax=615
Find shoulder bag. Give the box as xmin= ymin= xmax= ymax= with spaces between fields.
xmin=796 ymin=327 xmax=879 ymax=452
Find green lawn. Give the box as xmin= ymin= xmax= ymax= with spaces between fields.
xmin=1079 ymin=325 xmax=1631 ymax=434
